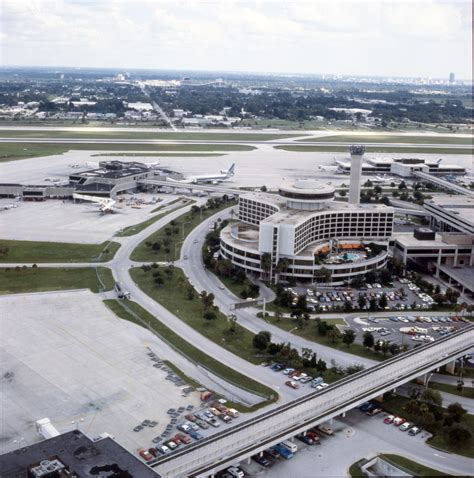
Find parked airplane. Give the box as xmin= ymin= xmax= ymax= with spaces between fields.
xmin=317 ymin=165 xmax=342 ymax=173
xmin=166 ymin=163 xmax=235 ymax=184
xmin=372 ymin=174 xmax=397 ymax=184
xmin=73 ymin=193 xmax=116 ymax=214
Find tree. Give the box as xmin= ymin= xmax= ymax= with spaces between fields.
xmin=343 ymin=300 xmax=353 ymax=312
xmin=342 ymin=329 xmax=356 ymax=348
xmin=447 ymin=426 xmax=472 ymax=449
xmin=421 ymin=388 xmax=443 ymax=407
xmin=363 ymin=331 xmax=375 ymax=348
xmin=203 ymin=309 xmax=217 ymax=321
xmin=358 ymin=293 xmax=367 ymax=310
xmin=379 ymin=268 xmax=393 ymax=286
xmin=253 ymin=331 xmax=271 ymax=350
xmin=374 ymin=185 xmax=382 ymax=195
xmin=381 ymin=340 xmax=391 ymax=357
xmin=228 ymin=314 xmax=238 ymax=333
xmin=369 ymin=297 xmax=378 ymax=311
xmin=365 ymin=270 xmax=377 ymax=284
xmin=261 ymin=253 xmax=272 ymax=272
xmin=339 ymin=190 xmax=347 ymax=197
xmin=446 ymin=403 xmax=467 ymax=423
xmin=317 ymin=320 xmax=329 ymax=336
xmin=260 ymin=185 xmax=268 ymax=192
xmin=445 ymin=288 xmax=460 ymax=305
xmin=379 ymin=293 xmax=388 ymax=309
xmin=327 ymin=326 xmax=340 ymax=344
xmin=389 ymin=343 xmax=400 ymax=355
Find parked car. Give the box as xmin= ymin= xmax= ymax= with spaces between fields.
xmin=300 ymin=375 xmax=313 ymax=384
xmin=195 ymin=419 xmax=209 ymax=429
xmin=227 ymin=408 xmax=240 ymax=418
xmin=157 ymin=445 xmax=171 ymax=455
xmin=384 ymin=415 xmax=395 ymax=424
xmin=188 ymin=430 xmax=204 ymax=440
xmin=399 ymin=422 xmax=413 ymax=432
xmin=139 ymin=450 xmax=154 ymax=461
xmin=393 ymin=417 xmax=405 ymax=426
xmin=175 ymin=433 xmax=192 ymax=444
xmin=285 ymin=380 xmax=299 ymax=389
xmin=207 ymin=417 xmax=220 ymax=427
xmin=252 ymin=454 xmax=272 ymax=467
xmin=296 ymin=433 xmax=315 ymax=445
xmin=282 ymin=367 xmax=295 ymax=375
xmin=409 ymin=426 xmax=422 ymax=436
xmin=317 ymin=424 xmax=334 ymax=435
xmin=293 ymin=373 xmax=308 ymax=381
xmin=264 ymin=448 xmax=280 ymax=460
xmin=367 ymin=407 xmax=382 ymax=416
xmin=177 ymin=423 xmax=191 ymax=433
xmin=185 ymin=414 xmax=197 ymax=422
xmin=165 ymin=440 xmax=178 ymax=449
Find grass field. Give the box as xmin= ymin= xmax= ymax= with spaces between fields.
xmin=131 ymin=201 xmax=234 ymax=262
xmin=429 ymin=381 xmax=474 ymax=399
xmin=0 ymin=130 xmax=305 ymax=141
xmin=298 ymin=134 xmax=473 ymax=145
xmin=0 ymin=266 xmax=114 ymax=294
xmin=115 ymin=199 xmax=193 ymax=237
xmin=0 ymin=239 xmax=120 ymax=263
xmin=129 ymin=267 xmax=267 ymax=365
xmin=104 ymin=298 xmax=277 ymax=410
xmin=264 ymin=314 xmax=382 ymax=362
xmin=92 ymin=152 xmax=227 ymax=157
xmin=274 ymin=144 xmax=473 ymax=155
xmin=0 ymin=142 xmax=256 ymax=162
xmin=380 ymin=455 xmax=452 ymax=477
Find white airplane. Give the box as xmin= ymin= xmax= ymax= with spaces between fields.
xmin=372 ymin=174 xmax=397 ymax=184
xmin=317 ymin=165 xmax=342 ymax=173
xmin=73 ymin=193 xmax=116 ymax=213
xmin=167 ymin=163 xmax=235 ymax=185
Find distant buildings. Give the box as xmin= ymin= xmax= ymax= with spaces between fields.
xmin=449 ymin=72 xmax=456 ymax=84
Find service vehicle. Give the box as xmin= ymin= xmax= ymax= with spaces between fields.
xmin=280 ymin=440 xmax=298 ymax=453
xmin=272 ymin=444 xmax=294 ymax=459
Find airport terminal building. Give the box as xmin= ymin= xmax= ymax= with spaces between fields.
xmin=220 ymin=173 xmax=394 ymax=285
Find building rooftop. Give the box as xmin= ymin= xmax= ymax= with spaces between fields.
xmin=425 ymin=194 xmax=474 ymax=227
xmin=393 ymin=232 xmax=464 ymax=248
xmin=0 ymin=430 xmax=159 ymax=478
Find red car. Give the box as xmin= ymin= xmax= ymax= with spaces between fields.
xmin=383 ymin=415 xmax=395 ymax=424
xmin=175 ymin=433 xmax=192 ymax=444
xmin=139 ymin=450 xmax=153 ymax=461
xmin=288 ymin=370 xmax=300 ymax=378
xmin=285 ymin=380 xmax=299 ymax=389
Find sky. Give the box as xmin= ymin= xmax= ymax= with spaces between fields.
xmin=0 ymin=0 xmax=472 ymax=79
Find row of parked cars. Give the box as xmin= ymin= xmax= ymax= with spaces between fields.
xmin=267 ymin=362 xmax=329 ymax=390
xmin=359 ymin=401 xmax=422 ymax=436
xmin=139 ymin=402 xmax=240 ymax=461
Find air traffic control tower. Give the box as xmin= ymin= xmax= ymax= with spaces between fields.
xmin=348 ymin=144 xmax=366 ymax=206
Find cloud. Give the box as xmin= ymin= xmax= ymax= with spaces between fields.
xmin=0 ymin=0 xmax=471 ymax=78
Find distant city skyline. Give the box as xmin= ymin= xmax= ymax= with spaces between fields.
xmin=1 ymin=0 xmax=472 ymax=80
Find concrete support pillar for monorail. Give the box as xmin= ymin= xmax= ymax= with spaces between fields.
xmin=445 ymin=360 xmax=456 ymax=374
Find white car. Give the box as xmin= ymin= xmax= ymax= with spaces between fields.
xmin=293 ymin=373 xmax=307 ymax=381
xmin=282 ymin=368 xmax=294 ymax=375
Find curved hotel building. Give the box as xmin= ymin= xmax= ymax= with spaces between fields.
xmin=220 ymin=146 xmax=394 ymax=285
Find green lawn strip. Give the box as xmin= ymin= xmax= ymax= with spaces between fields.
xmin=348 ymin=459 xmax=367 ymax=478
xmin=103 ymin=299 xmax=277 ymax=411
xmin=0 ymin=267 xmax=114 ymax=294
xmin=131 ymin=201 xmax=235 ymax=262
xmin=263 ymin=314 xmax=383 ymax=362
xmin=429 ymin=382 xmax=474 ymax=399
xmin=0 ymin=130 xmax=307 ymax=141
xmin=115 ymin=200 xmax=193 ymax=237
xmin=0 ymin=239 xmax=120 ymax=263
xmin=129 ymin=267 xmax=264 ymax=365
xmin=297 ymin=134 xmax=472 ymax=145
xmin=151 ymin=197 xmax=183 ymax=213
xmin=274 ymin=145 xmax=473 ymax=155
xmin=380 ymin=454 xmax=453 ymax=477
xmin=92 ymin=153 xmax=227 ymax=157
xmin=381 ymin=394 xmax=474 ymax=458
xmin=0 ymin=142 xmax=256 ymax=162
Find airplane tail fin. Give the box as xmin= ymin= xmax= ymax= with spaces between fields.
xmin=227 ymin=163 xmax=236 ymax=176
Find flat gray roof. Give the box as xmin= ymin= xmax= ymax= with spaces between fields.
xmin=426 ymin=194 xmax=474 ymax=227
